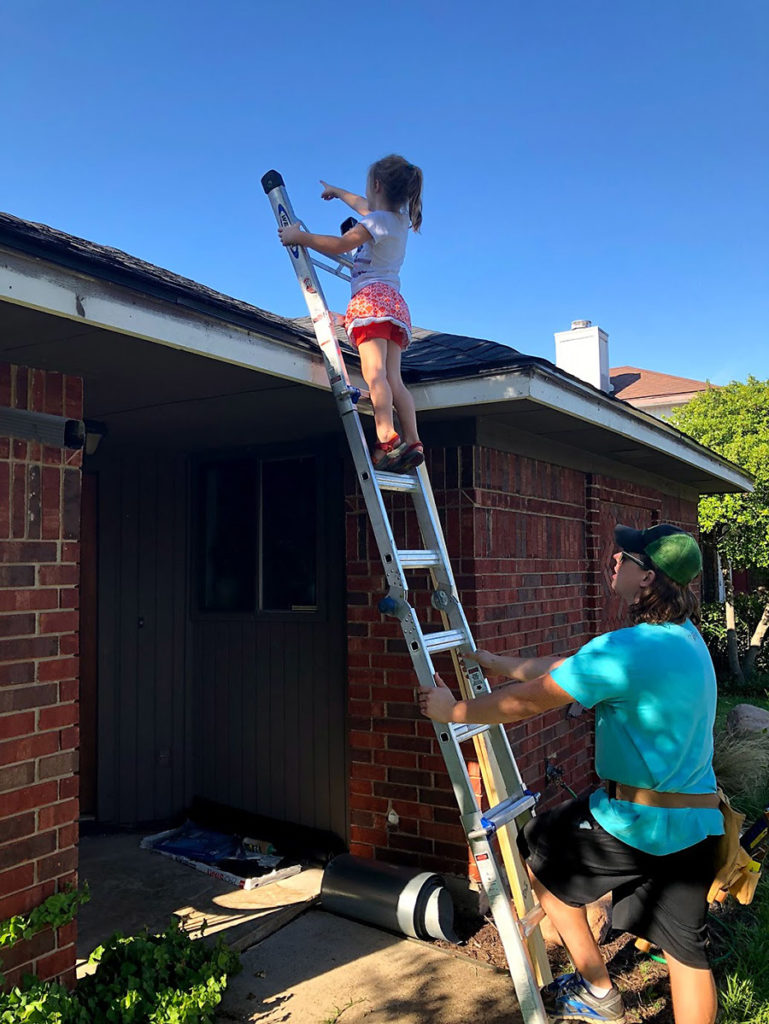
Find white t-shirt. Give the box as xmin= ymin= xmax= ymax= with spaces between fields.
xmin=350 ymin=210 xmax=409 ymax=297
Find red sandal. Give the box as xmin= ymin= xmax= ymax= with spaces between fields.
xmin=372 ymin=434 xmax=407 ymax=471
xmin=393 ymin=442 xmax=424 ymax=473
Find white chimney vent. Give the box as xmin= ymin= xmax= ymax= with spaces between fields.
xmin=554 ymin=320 xmax=612 ymax=393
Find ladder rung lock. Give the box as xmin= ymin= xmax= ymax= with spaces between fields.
xmin=397 ymin=549 xmax=442 ymax=569
xmin=467 ymin=792 xmax=537 ymax=840
xmin=373 ymin=470 xmax=420 ymax=493
xmin=452 ymin=722 xmax=493 ymax=743
xmin=423 ymin=629 xmax=468 ymax=654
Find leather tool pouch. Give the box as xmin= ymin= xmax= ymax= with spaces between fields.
xmin=708 ymin=788 xmax=762 ymax=906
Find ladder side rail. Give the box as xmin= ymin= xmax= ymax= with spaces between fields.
xmin=464 ymin=826 xmax=549 ymax=1024
xmin=262 ymin=174 xmax=354 ymax=397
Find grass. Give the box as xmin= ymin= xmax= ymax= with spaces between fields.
xmin=712 ymin=690 xmax=769 ymax=1024
xmin=713 ymin=880 xmax=769 ymax=1024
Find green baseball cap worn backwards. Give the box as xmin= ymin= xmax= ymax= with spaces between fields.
xmin=614 ymin=523 xmax=703 ymax=585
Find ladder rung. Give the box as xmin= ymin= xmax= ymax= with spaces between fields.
xmin=467 ymin=791 xmax=537 ymax=840
xmin=397 ymin=549 xmax=442 ymax=569
xmin=374 ymin=470 xmax=420 ymax=493
xmin=423 ymin=629 xmax=468 ymax=654
xmin=452 ymin=722 xmax=493 ymax=743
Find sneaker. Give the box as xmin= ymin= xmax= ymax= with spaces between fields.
xmin=542 ymin=971 xmax=625 ymax=1022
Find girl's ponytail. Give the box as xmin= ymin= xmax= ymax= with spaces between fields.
xmin=407 ymin=165 xmax=423 ymax=233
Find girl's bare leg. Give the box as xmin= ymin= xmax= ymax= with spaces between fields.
xmin=358 ymin=337 xmax=396 ymax=442
xmin=386 ymin=341 xmax=420 ymax=446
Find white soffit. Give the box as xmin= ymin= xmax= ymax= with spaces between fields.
xmin=0 ymin=248 xmax=330 ymax=391
xmin=414 ymin=369 xmax=752 ymax=494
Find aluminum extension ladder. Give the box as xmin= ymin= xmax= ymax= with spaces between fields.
xmin=262 ymin=170 xmax=552 ymax=1024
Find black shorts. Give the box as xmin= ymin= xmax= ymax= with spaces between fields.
xmin=518 ymin=795 xmax=720 ymax=969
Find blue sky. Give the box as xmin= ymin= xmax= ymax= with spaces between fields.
xmin=2 ymin=0 xmax=767 ymax=384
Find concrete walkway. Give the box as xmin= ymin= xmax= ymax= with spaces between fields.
xmin=77 ymin=833 xmax=523 ymax=1024
xmin=218 ymin=910 xmax=522 ymax=1024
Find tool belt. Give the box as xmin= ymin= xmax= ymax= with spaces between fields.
xmin=604 ymin=780 xmax=720 ymax=810
xmin=605 ymin=781 xmax=760 ymax=905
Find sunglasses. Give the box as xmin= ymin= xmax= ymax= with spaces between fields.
xmin=618 ymin=550 xmax=649 ymax=570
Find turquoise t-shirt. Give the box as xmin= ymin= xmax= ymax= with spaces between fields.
xmin=551 ymin=619 xmax=724 ymax=855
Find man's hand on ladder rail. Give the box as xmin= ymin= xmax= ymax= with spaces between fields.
xmin=418 ymin=673 xmax=457 ymax=723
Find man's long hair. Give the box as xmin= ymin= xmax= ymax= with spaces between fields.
xmin=628 ymin=568 xmax=701 ymax=627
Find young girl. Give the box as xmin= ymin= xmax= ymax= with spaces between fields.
xmin=278 ymin=154 xmax=424 ymax=472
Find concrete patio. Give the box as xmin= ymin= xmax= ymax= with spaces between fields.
xmin=77 ymin=832 xmax=523 ymax=1023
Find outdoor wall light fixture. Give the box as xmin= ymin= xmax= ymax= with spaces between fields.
xmin=83 ymin=419 xmax=108 ymax=456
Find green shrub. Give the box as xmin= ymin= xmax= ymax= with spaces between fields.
xmin=0 ymin=920 xmax=240 ymax=1024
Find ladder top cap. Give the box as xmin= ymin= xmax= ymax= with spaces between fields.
xmin=261 ymin=170 xmax=285 ymax=193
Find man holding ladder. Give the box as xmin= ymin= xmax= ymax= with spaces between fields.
xmin=420 ymin=523 xmax=723 ymax=1024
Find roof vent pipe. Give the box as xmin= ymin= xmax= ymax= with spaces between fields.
xmin=554 ymin=320 xmax=612 ymax=393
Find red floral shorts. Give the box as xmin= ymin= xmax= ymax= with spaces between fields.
xmin=344 ymin=282 xmax=412 ymax=350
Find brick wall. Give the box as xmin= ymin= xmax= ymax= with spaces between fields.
xmin=344 ymin=443 xmax=699 ymax=875
xmin=0 ymin=362 xmax=82 ymax=988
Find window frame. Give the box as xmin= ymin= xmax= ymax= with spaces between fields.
xmin=191 ymin=443 xmax=328 ymax=623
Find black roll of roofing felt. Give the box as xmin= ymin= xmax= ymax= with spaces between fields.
xmin=320 ymin=854 xmax=458 ymax=942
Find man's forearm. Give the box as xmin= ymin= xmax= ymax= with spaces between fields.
xmin=478 ymin=652 xmax=564 ymax=682
xmin=450 ymin=685 xmax=552 ymax=725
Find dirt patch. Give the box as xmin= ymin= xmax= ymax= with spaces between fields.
xmin=433 ymin=903 xmax=736 ymax=1023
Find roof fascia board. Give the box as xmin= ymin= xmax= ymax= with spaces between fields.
xmin=414 ymin=366 xmax=752 ymax=494
xmin=0 ymin=246 xmax=331 ymax=391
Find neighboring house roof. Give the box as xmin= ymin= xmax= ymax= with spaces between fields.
xmin=0 ymin=211 xmax=753 ymax=496
xmin=611 ymin=365 xmax=711 ymax=402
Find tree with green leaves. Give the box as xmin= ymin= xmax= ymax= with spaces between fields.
xmin=669 ymin=376 xmax=769 ymax=682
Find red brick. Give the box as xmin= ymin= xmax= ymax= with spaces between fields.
xmin=0 ymin=683 xmax=58 ymax=714
xmin=2 ymin=780 xmax=58 ymax=816
xmin=0 ymin=635 xmax=59 ymax=662
xmin=0 ymin=540 xmax=58 ymax=563
xmin=0 ymin=660 xmax=35 ymax=687
xmin=0 ymin=731 xmax=59 ymax=766
xmin=37 ymin=565 xmax=78 ymax=586
xmin=37 ymin=798 xmax=79 ymax=831
xmin=0 ymin=565 xmax=35 ymax=588
xmin=36 ymin=846 xmax=77 ymax=882
xmin=38 ymin=704 xmax=77 ymax=731
xmin=0 ymin=925 xmax=55 ymax=972
xmin=0 ymin=710 xmax=35 ymax=738
xmin=58 ymin=588 xmax=79 ymax=610
xmin=37 ymin=657 xmax=79 ymax=682
xmin=0 ymin=862 xmax=35 ymax=894
xmin=59 ymin=679 xmax=78 ymax=702
xmin=35 ymin=946 xmax=75 ymax=983
xmin=0 ymin=811 xmax=35 ymax=845
xmin=0 ymin=588 xmax=59 ymax=611
xmin=39 ymin=750 xmax=77 ymax=779
xmin=38 ymin=610 xmax=78 ymax=634
xmin=57 ymin=822 xmax=78 ymax=849
xmin=0 ymin=879 xmax=55 ymax=921
xmin=0 ymin=831 xmax=57 ymax=871
xmin=58 ymin=775 xmax=78 ymax=799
